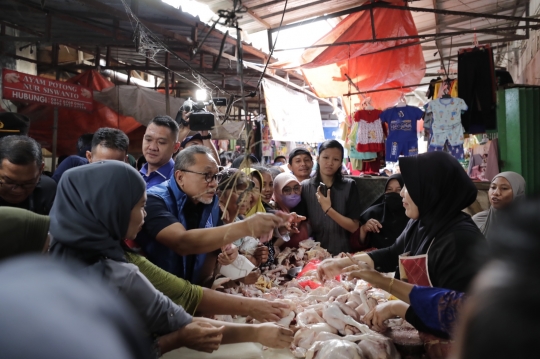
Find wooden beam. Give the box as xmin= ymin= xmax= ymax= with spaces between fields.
xmin=105 ymin=46 xmax=111 ymax=67
xmin=94 ymin=46 xmax=100 ymax=69
xmin=134 ymin=0 xmax=273 ymax=61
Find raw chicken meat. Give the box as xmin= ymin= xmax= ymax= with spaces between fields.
xmin=277 ymin=310 xmax=296 ymax=327
xmin=358 ymin=336 xmax=400 ymax=359
xmin=299 ymin=239 xmax=317 ymax=249
xmin=306 ymin=339 xmax=364 ymax=359
xmin=216 ymin=240 xmax=401 ymax=359
xmin=322 ymin=303 xmax=370 ymax=335
xmin=296 ymin=308 xmax=325 ymax=327
xmin=293 ymin=323 xmax=339 ymax=350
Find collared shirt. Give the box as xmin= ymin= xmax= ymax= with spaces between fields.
xmin=139 ymin=159 xmax=175 ymax=189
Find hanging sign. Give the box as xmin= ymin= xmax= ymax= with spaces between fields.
xmin=2 ymin=69 xmax=93 ymax=111
xmin=262 ymin=79 xmax=325 ymax=143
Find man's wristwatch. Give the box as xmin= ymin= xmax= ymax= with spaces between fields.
xmin=200 ymin=133 xmax=212 ymax=140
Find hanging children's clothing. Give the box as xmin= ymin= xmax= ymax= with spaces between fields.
xmin=380 ymin=105 xmax=424 ymax=162
xmin=353 ymin=109 xmax=385 ymax=152
xmin=425 ymin=97 xmax=467 ymax=161
xmin=347 ymin=117 xmax=377 ymax=171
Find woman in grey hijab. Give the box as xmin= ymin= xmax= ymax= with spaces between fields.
xmin=49 ymin=161 xmax=223 ymax=356
xmin=473 ymin=171 xmax=526 ymax=238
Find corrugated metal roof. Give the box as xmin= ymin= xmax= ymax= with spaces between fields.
xmin=0 ymin=0 xmax=533 ymax=115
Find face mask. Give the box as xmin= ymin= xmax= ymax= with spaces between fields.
xmin=282 ymin=194 xmax=301 ymax=209
xmin=384 ymin=192 xmax=403 ymax=212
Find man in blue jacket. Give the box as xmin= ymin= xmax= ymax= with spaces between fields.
xmin=136 ymin=145 xmax=283 ymax=286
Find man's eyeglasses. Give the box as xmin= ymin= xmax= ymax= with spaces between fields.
xmin=282 ymin=185 xmax=301 ymax=195
xmin=180 ymin=169 xmax=219 ymax=183
xmin=0 ymin=175 xmax=41 ymax=191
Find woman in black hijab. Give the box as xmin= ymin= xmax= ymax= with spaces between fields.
xmin=318 ymin=152 xmax=485 ymax=293
xmin=358 ymin=174 xmax=409 ymax=249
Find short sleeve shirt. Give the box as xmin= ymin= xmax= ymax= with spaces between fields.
xmin=297 ymin=177 xmax=362 ymax=255
xmin=380 ymin=106 xmax=424 ymax=143
xmin=426 ymin=98 xmax=468 ymax=146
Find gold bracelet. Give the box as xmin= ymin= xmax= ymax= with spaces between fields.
xmin=388 ymin=277 xmax=395 ymax=294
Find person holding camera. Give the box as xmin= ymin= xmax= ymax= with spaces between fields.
xmin=293 ymin=140 xmax=361 ymax=255
xmin=177 ymin=104 xmax=220 ymax=164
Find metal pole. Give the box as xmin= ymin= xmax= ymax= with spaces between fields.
xmin=164 ymin=70 xmax=170 ymax=116
xmin=52 ymin=107 xmax=58 ymax=172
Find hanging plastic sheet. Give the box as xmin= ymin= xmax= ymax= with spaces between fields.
xmin=262 ymin=79 xmax=325 ymax=142
xmin=271 ymin=0 xmax=425 ymax=112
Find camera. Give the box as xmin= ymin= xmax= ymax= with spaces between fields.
xmin=175 ymin=97 xmax=227 ymax=131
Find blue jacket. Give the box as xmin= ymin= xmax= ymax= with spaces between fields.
xmin=138 ymin=175 xmax=220 ymax=285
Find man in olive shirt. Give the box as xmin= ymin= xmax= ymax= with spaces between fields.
xmin=0 ymin=135 xmax=56 ymax=215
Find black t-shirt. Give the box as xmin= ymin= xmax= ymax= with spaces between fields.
xmin=293 ymin=177 xmax=362 ymax=255
xmin=0 ymin=175 xmax=56 ymax=215
xmin=368 ymin=219 xmax=485 ymax=292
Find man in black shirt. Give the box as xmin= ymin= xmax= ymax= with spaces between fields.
xmin=0 ymin=136 xmax=56 ymax=215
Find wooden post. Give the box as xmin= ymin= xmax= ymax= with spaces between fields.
xmin=165 ymin=52 xmax=170 ymax=115
xmin=50 ymin=45 xmax=61 ymax=173
xmin=52 ymin=107 xmax=58 ymax=172
xmin=165 ymin=71 xmax=170 ymax=116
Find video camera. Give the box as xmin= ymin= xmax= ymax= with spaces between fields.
xmin=175 ymin=97 xmax=227 ymax=131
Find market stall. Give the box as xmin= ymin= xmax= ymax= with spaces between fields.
xmin=161 ymin=239 xmax=424 ymax=359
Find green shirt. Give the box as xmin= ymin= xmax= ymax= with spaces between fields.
xmin=126 ymin=252 xmax=203 ymax=315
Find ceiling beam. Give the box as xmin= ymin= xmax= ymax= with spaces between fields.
xmin=381 ymin=3 xmax=539 ymax=23
xmin=261 ymin=0 xmax=332 ymax=20
xmin=415 ymin=3 xmax=528 ymax=33
xmin=229 ymin=1 xmax=271 ymax=29
xmin=273 ymin=25 xmax=537 ymax=52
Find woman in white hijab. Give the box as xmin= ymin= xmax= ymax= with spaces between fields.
xmin=473 ymin=171 xmax=526 ymax=237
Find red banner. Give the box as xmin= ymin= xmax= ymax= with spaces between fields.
xmin=2 ymin=69 xmax=93 ymax=111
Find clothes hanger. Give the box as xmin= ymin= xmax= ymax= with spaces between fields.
xmin=396 ymin=93 xmax=407 ymax=107
xmin=362 ymin=96 xmax=375 ymax=110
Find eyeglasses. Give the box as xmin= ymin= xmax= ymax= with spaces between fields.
xmin=0 ymin=174 xmax=41 ymax=191
xmin=282 ymin=185 xmax=301 ymax=195
xmin=180 ymin=169 xmax=219 ymax=183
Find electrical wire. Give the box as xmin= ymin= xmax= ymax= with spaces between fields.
xmin=256 ymin=0 xmax=289 ymax=89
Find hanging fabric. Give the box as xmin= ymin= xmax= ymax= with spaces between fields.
xmin=457 ymin=45 xmax=497 ymax=133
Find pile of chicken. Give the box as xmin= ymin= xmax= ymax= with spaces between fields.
xmin=219 ymin=239 xmax=402 ymax=359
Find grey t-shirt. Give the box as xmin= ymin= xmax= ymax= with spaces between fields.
xmin=294 ymin=177 xmax=362 ymax=255
xmin=88 ymin=259 xmax=192 ymax=335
